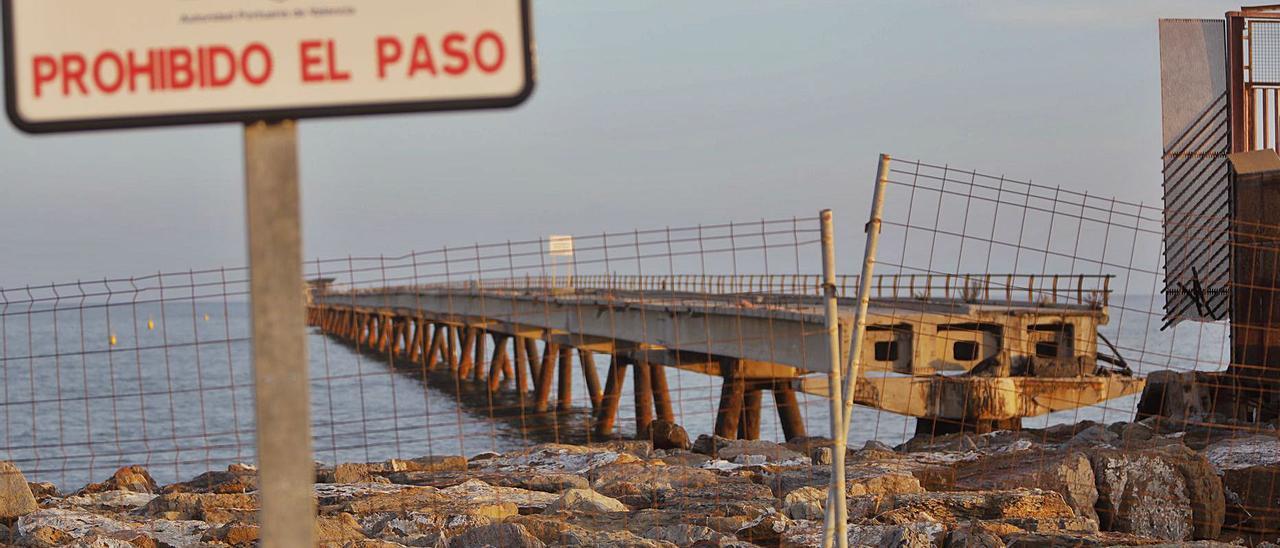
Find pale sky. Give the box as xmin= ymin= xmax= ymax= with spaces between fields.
xmin=0 ymin=1 xmax=1243 ymax=286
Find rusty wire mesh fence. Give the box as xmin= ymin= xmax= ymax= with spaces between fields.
xmin=853 ymin=156 xmax=1277 ymax=545
xmin=1 ymin=157 xmax=1278 ymax=546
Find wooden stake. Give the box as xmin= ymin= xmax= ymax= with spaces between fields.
xmin=579 ymin=349 xmax=603 ymax=410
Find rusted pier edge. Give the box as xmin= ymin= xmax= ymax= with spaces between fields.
xmin=305 ymin=303 xmax=810 ymax=442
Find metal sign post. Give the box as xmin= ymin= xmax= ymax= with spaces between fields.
xmin=3 ymin=3 xmax=536 ymax=544
xmin=244 ymin=120 xmax=314 ymax=548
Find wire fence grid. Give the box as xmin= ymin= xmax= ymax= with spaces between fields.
xmin=0 ymin=155 xmax=1277 ymax=546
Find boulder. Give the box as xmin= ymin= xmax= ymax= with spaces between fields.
xmin=779 ymin=520 xmax=943 ymax=548
xmin=334 ymin=463 xmax=377 ymax=484
xmin=1088 ymin=444 xmax=1224 ymax=540
xmin=447 ymin=522 xmax=545 ymax=548
xmin=142 ymin=492 xmax=259 ymax=524
xmin=202 ymin=522 xmax=260 ymax=546
xmin=27 ymin=482 xmax=58 ymax=499
xmin=692 ymin=435 xmax=805 ymax=463
xmin=1219 ymin=463 xmax=1280 ymax=534
xmin=80 ymin=465 xmax=159 ymax=495
xmin=477 ymin=443 xmax=641 ymax=477
xmin=15 ymin=508 xmax=133 ymax=546
xmin=879 ymin=489 xmax=1078 ymax=527
xmin=735 ymin=510 xmax=792 ymax=545
xmin=781 ymin=486 xmax=825 ymax=520
xmin=644 ymin=420 xmax=692 ymax=451
xmin=165 ymin=465 xmax=257 ymax=494
xmin=948 ymin=450 xmax=1099 ymax=523
xmin=544 ymin=488 xmax=629 ymax=514
xmin=63 ymin=490 xmax=158 ymax=510
xmin=0 ymin=461 xmax=38 ymax=519
xmin=945 ymin=526 xmax=1007 ymax=547
xmin=641 ymin=523 xmax=729 ymax=546
xmin=317 ymin=513 xmax=368 ymax=545
xmin=1066 ymin=425 xmax=1118 ymax=448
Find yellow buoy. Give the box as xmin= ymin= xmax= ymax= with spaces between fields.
xmin=109 ymin=334 xmax=117 ymax=346
xmin=147 ymin=318 xmax=155 ymax=330
xmin=203 ymin=313 xmax=211 ymax=321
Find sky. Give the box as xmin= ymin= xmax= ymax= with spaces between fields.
xmin=0 ymin=0 xmax=1244 ymax=286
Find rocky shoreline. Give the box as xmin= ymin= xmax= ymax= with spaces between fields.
xmin=0 ymin=418 xmax=1277 ymax=547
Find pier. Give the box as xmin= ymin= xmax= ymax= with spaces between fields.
xmin=307 ymin=273 xmax=1145 ymax=439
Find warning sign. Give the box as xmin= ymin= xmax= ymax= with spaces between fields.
xmin=3 ymin=0 xmax=534 ymax=133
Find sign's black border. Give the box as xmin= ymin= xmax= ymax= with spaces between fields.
xmin=2 ymin=0 xmax=535 ymax=134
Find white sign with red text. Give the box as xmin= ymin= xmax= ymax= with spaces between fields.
xmin=3 ymin=0 xmax=534 ymax=133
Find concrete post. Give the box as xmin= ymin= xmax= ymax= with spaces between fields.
xmin=244 ymin=120 xmax=315 ymax=548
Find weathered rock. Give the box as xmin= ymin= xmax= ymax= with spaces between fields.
xmin=166 ymin=467 xmax=257 ymax=494
xmin=878 ymin=489 xmax=1084 ymax=533
xmin=483 ymin=472 xmax=591 ymax=493
xmin=945 ymin=526 xmax=1006 ymax=547
xmin=342 ymin=484 xmax=516 ymax=521
xmin=692 ymin=436 xmax=805 ymax=464
xmin=735 ymin=510 xmax=791 ymax=545
xmin=440 ymin=478 xmax=559 ymax=512
xmin=781 ymin=486 xmax=825 ymax=520
xmin=765 ymin=461 xmax=925 ymax=500
xmin=779 ymin=520 xmax=943 ymax=548
xmin=15 ymin=508 xmax=133 ymax=546
xmin=447 ymin=522 xmax=545 ymax=548
xmin=334 ymin=463 xmax=378 ymax=484
xmin=80 ymin=465 xmax=159 ymax=495
xmin=202 ymin=521 xmax=260 ymax=546
xmin=1088 ymin=444 xmax=1224 ymax=540
xmin=0 ymin=461 xmax=38 ymax=520
xmin=317 ymin=512 xmax=368 ymax=545
xmin=388 ymin=455 xmax=468 ymax=474
xmin=479 ymin=444 xmax=641 ymax=477
xmin=27 ymin=482 xmax=58 ymax=499
xmin=1220 ymin=463 xmax=1280 ymax=534
xmin=63 ymin=490 xmax=158 ymax=510
xmin=592 ymin=462 xmax=720 ymax=500
xmin=644 ymin=420 xmax=692 ymax=451
xmin=947 ymin=450 xmax=1099 ymax=524
xmin=1066 ymin=424 xmax=1118 ymax=448
xmin=544 ymin=488 xmax=629 ymax=513
xmin=142 ymin=492 xmax=259 ymax=524
xmin=641 ymin=523 xmax=730 ymax=546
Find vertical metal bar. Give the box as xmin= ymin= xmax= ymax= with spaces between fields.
xmin=819 ymin=209 xmax=848 ymax=548
xmin=244 ymin=120 xmax=315 ymax=548
xmin=840 ymin=154 xmax=890 ymax=432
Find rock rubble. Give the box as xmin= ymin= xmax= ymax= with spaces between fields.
xmin=0 ymin=420 xmax=1273 ymax=547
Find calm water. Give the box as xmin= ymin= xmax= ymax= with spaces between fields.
xmin=0 ymin=294 xmax=1229 ymax=490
